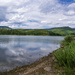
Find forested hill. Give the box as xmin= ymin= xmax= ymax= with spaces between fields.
xmin=0 ymin=26 xmax=74 ymax=36
xmin=50 ymin=27 xmax=74 ymax=30
xmin=0 ymin=26 xmax=11 ymax=29
xmin=48 ymin=27 xmax=75 ymax=36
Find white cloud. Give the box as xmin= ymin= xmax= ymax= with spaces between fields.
xmin=0 ymin=0 xmax=75 ymax=28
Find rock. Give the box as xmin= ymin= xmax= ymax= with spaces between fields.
xmin=52 ymin=57 xmax=55 ymax=60
xmin=44 ymin=67 xmax=51 ymax=71
xmin=54 ymin=59 xmax=58 ymax=63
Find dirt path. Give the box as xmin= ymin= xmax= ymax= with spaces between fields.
xmin=16 ymin=53 xmax=58 ymax=75
xmin=19 ymin=63 xmax=45 ymax=75
xmin=0 ymin=53 xmax=58 ymax=75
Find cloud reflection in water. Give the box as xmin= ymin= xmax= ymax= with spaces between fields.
xmin=0 ymin=35 xmax=64 ymax=72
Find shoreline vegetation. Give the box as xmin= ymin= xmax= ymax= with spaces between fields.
xmin=0 ymin=26 xmax=75 ymax=36
xmin=0 ymin=35 xmax=75 ymax=75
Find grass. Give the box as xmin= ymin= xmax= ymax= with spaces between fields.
xmin=54 ymin=35 xmax=75 ymax=75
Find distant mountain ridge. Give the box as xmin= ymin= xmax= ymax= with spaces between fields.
xmin=0 ymin=26 xmax=11 ymax=29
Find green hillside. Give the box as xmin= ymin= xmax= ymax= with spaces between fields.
xmin=0 ymin=29 xmax=60 ymax=36
xmin=0 ymin=26 xmax=74 ymax=36
xmin=49 ymin=26 xmax=75 ymax=36
xmin=24 ymin=29 xmax=60 ymax=36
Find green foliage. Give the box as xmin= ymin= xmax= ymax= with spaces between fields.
xmin=0 ymin=29 xmax=61 ymax=36
xmin=64 ymin=35 xmax=74 ymax=43
xmin=0 ymin=29 xmax=26 ymax=35
xmin=61 ymin=35 xmax=74 ymax=47
xmin=54 ymin=36 xmax=75 ymax=75
xmin=48 ymin=31 xmax=61 ymax=36
xmin=0 ymin=26 xmax=75 ymax=36
xmin=49 ymin=27 xmax=75 ymax=36
xmin=25 ymin=29 xmax=49 ymax=35
xmin=71 ymin=32 xmax=75 ymax=35
xmin=54 ymin=41 xmax=75 ymax=67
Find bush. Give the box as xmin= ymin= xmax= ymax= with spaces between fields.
xmin=64 ymin=35 xmax=74 ymax=43
xmin=61 ymin=35 xmax=74 ymax=47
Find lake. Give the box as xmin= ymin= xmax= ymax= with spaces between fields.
xmin=0 ymin=35 xmax=64 ymax=72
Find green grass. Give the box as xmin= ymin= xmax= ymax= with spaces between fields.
xmin=53 ymin=36 xmax=75 ymax=75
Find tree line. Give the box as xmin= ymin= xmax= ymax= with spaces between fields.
xmin=0 ymin=29 xmax=61 ymax=36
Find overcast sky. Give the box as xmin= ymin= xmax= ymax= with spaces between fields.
xmin=0 ymin=0 xmax=75 ymax=29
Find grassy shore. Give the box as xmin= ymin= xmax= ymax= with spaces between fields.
xmin=0 ymin=35 xmax=75 ymax=75
xmin=54 ymin=35 xmax=75 ymax=75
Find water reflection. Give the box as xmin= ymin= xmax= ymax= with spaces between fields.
xmin=0 ymin=35 xmax=64 ymax=72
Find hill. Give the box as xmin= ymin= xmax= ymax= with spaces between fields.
xmin=0 ymin=26 xmax=74 ymax=36
xmin=48 ymin=26 xmax=75 ymax=36
xmin=0 ymin=26 xmax=11 ymax=29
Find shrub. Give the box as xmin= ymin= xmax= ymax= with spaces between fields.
xmin=64 ymin=35 xmax=74 ymax=43
xmin=61 ymin=35 xmax=74 ymax=47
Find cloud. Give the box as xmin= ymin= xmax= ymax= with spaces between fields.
xmin=0 ymin=6 xmax=8 ymax=22
xmin=39 ymin=0 xmax=62 ymax=14
xmin=0 ymin=0 xmax=75 ymax=28
xmin=64 ymin=3 xmax=75 ymax=16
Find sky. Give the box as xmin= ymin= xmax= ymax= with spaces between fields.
xmin=0 ymin=0 xmax=75 ymax=29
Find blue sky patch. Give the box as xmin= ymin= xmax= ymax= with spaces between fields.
xmin=59 ymin=0 xmax=75 ymax=4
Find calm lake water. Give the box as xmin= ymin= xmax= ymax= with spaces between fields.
xmin=0 ymin=35 xmax=64 ymax=72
